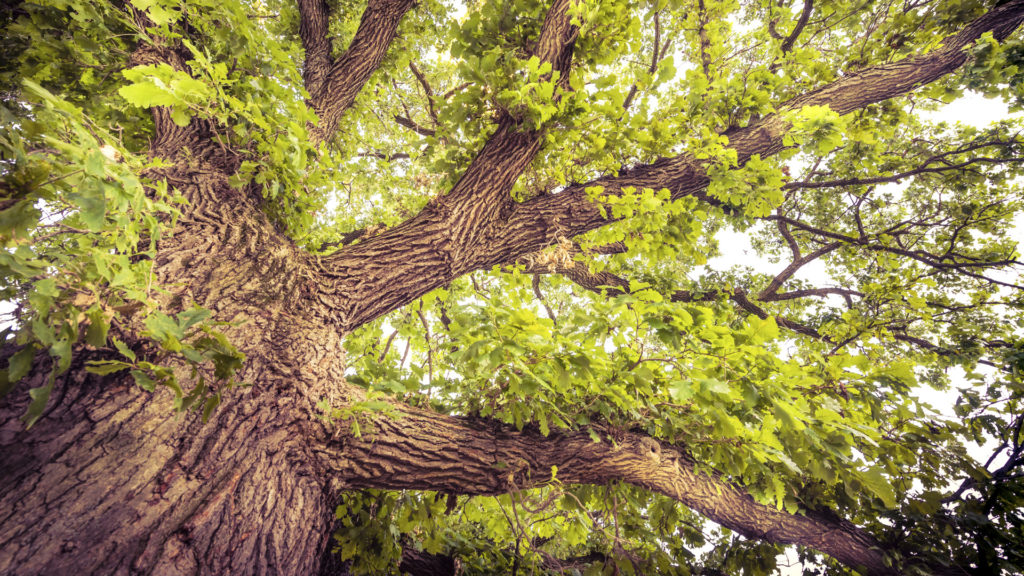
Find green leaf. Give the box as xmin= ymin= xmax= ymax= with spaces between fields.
xmin=70 ymin=181 xmax=107 ymax=231
xmin=118 ymin=81 xmax=178 ymax=108
xmin=23 ymin=377 xmax=54 ymax=429
xmin=85 ymin=149 xmax=106 ymax=178
xmin=202 ymin=394 xmax=220 ymax=422
xmin=773 ymin=399 xmax=806 ymax=432
xmin=131 ymin=369 xmax=157 ymax=392
xmin=7 ymin=345 xmax=37 ymax=385
xmin=861 ymin=467 xmax=898 ymax=508
xmin=85 ymin=310 xmax=109 ymax=347
xmin=86 ymin=360 xmax=131 ymax=375
xmin=113 ymin=339 xmax=137 ymax=362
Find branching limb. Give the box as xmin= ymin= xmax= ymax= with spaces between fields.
xmin=300 ymin=0 xmax=417 ymax=142
xmin=776 ymin=213 xmax=802 ymax=259
xmin=324 ymin=407 xmax=897 ymax=575
xmin=319 ymin=0 xmax=1024 ymax=334
xmin=780 ymin=0 xmax=814 ymax=54
xmin=435 ymin=0 xmax=580 ymax=212
xmin=497 ymin=1 xmax=1024 ymax=260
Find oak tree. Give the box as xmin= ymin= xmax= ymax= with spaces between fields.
xmin=2 ymin=0 xmax=1024 ymax=574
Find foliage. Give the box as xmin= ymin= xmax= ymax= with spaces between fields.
xmin=2 ymin=0 xmax=1024 ymax=573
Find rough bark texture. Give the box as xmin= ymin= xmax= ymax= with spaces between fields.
xmin=322 ymin=407 xmax=893 ymax=574
xmin=2 ymin=1 xmax=1023 ymax=575
xmin=300 ymin=0 xmax=417 ymax=142
xmin=0 ymin=166 xmax=347 ymax=575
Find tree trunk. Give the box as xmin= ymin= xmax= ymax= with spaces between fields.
xmin=4 ymin=1 xmax=1024 ymax=573
xmin=0 ymin=165 xmax=346 ymax=575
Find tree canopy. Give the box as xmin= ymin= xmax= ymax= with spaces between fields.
xmin=2 ymin=0 xmax=1024 ymax=574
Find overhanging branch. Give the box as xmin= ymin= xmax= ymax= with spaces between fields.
xmin=494 ymin=0 xmax=1024 ymax=260
xmin=322 ymin=406 xmax=897 ymax=575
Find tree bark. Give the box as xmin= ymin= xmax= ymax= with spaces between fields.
xmin=3 ymin=1 xmax=1023 ymax=575
xmin=322 ymin=406 xmax=894 ymax=574
xmin=0 ymin=168 xmax=347 ymax=575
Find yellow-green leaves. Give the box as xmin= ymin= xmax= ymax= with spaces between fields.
xmin=785 ymin=104 xmax=849 ymax=155
xmin=707 ymin=154 xmax=786 ymax=217
xmin=119 ymin=63 xmax=213 ymax=126
xmin=129 ymin=0 xmax=181 ymax=26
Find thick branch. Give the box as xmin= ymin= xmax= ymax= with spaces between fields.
xmin=305 ymin=0 xmax=417 ymax=142
xmin=322 ymin=407 xmax=896 ymax=575
xmin=495 ymin=0 xmax=1024 ymax=260
xmin=317 ymin=0 xmax=1024 ymax=331
xmin=437 ymin=0 xmax=580 ymax=217
xmin=297 ymin=0 xmax=332 ymax=98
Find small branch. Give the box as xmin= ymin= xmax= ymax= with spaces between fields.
xmin=394 ymin=115 xmax=437 ymax=137
xmin=780 ymin=0 xmax=814 ymax=54
xmin=358 ymin=151 xmax=410 ymax=161
xmin=622 ymin=9 xmax=663 ymax=113
xmin=784 ymin=144 xmax=1024 ymax=191
xmin=763 ymin=287 xmax=863 ymax=301
xmin=417 ymin=305 xmax=434 ymax=388
xmin=408 ymin=61 xmax=438 ymax=124
xmin=443 ymin=82 xmax=473 ymax=100
xmin=776 ymin=212 xmax=801 ymax=259
xmin=378 ymin=329 xmax=399 ymax=362
xmin=531 ymin=274 xmax=558 ymax=326
xmin=696 ymin=0 xmax=712 ymax=78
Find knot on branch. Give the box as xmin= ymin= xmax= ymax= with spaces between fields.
xmin=500 ymin=458 xmax=532 ymax=491
xmin=634 ymin=436 xmax=662 ymax=463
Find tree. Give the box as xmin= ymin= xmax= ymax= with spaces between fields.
xmin=1 ymin=0 xmax=1024 ymax=573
